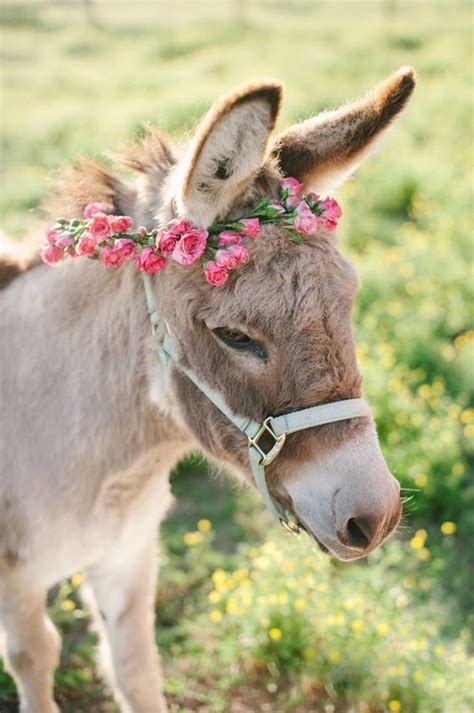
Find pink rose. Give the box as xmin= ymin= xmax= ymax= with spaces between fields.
xmin=157 ymin=230 xmax=178 ymax=257
xmin=217 ymin=230 xmax=242 ymax=247
xmin=114 ymin=238 xmax=136 ymax=261
xmin=55 ymin=234 xmax=74 ymax=249
xmin=45 ymin=227 xmax=59 ymax=246
xmin=280 ymin=177 xmax=304 ymax=195
xmin=239 ymin=218 xmax=260 ymax=239
xmin=136 ymin=246 xmax=166 ymax=273
xmin=228 ymin=244 xmax=249 ymax=265
xmin=294 ymin=211 xmax=318 ymax=234
xmin=89 ymin=213 xmax=113 ymax=240
xmin=41 ymin=245 xmax=64 ymax=266
xmin=110 ymin=215 xmax=133 ymax=234
xmin=269 ymin=200 xmax=285 ymax=215
xmin=297 ymin=200 xmax=312 ymax=213
xmin=168 ymin=219 xmax=194 ymax=237
xmin=84 ymin=202 xmax=109 ymax=219
xmin=204 ymin=260 xmax=228 ymax=286
xmin=100 ymin=244 xmax=125 ymax=268
xmin=76 ymin=233 xmax=98 ymax=257
xmin=171 ymin=229 xmax=208 ymax=266
xmin=306 ymin=192 xmax=320 ymax=205
xmin=136 ymin=226 xmax=148 ymax=237
xmin=216 ymin=249 xmax=240 ymax=270
xmin=320 ymin=198 xmax=342 ymax=230
xmin=286 ymin=196 xmax=299 ymax=209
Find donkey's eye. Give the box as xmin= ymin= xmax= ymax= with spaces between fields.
xmin=213 ymin=327 xmax=268 ymax=360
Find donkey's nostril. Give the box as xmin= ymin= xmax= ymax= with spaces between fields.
xmin=338 ymin=516 xmax=377 ymax=550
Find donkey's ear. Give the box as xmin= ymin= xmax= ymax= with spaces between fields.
xmin=177 ymin=82 xmax=282 ymax=225
xmin=271 ymin=67 xmax=415 ymax=194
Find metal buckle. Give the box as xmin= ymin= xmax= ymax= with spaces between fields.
xmin=280 ymin=517 xmax=301 ymax=535
xmin=248 ymin=417 xmax=286 ymax=466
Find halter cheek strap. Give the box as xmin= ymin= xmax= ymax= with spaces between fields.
xmin=142 ymin=274 xmax=371 ymax=532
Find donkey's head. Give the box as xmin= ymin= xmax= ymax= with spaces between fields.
xmin=154 ymin=68 xmax=415 ymax=560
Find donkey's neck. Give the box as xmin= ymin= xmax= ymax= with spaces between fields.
xmin=2 ymin=258 xmax=190 ymax=486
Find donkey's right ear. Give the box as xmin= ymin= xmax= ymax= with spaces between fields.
xmin=176 ymin=82 xmax=282 ymax=226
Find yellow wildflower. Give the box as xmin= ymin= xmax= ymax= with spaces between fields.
xmin=417 ymin=384 xmax=431 ymax=399
xmin=233 ymin=568 xmax=249 ymax=581
xmin=440 ymin=521 xmax=457 ymax=535
xmin=197 ymin=518 xmax=211 ymax=532
xmin=294 ymin=598 xmax=306 ymax=611
xmin=388 ymin=701 xmax=401 ymax=712
xmin=413 ymin=671 xmax=424 ymax=682
xmin=454 ymin=330 xmax=474 ymax=349
xmin=410 ymin=535 xmax=424 ymax=550
xmin=377 ymin=622 xmax=389 ymax=636
xmin=226 ymin=597 xmax=238 ymax=614
xmin=303 ymin=647 xmax=316 ymax=659
xmin=328 ymin=650 xmax=341 ymax=663
xmin=463 ymin=424 xmax=474 ymax=438
xmin=212 ymin=569 xmax=226 ymax=584
xmin=209 ymin=609 xmax=223 ymax=624
xmin=269 ymin=628 xmax=282 ymax=641
xmin=415 ymin=529 xmax=427 ymax=542
xmin=61 ymin=599 xmax=75 ymax=612
xmin=414 ymin=473 xmax=428 ymax=487
xmin=71 ymin=574 xmax=83 ymax=588
xmin=208 ymin=591 xmax=221 ymax=604
xmin=183 ymin=531 xmax=203 ymax=546
xmin=418 ymin=547 xmax=430 ymax=561
xmin=352 ymin=619 xmax=364 ymax=633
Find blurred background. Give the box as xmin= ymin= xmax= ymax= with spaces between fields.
xmin=1 ymin=1 xmax=473 ymax=711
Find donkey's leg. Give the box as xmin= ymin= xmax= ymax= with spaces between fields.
xmin=0 ymin=574 xmax=60 ymax=713
xmin=83 ymin=537 xmax=167 ymax=713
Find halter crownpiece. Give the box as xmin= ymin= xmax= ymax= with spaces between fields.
xmin=40 ymin=177 xmax=342 ymax=286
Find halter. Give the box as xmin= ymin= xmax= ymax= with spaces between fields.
xmin=142 ymin=274 xmax=371 ymax=533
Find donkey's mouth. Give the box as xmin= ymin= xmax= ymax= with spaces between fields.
xmin=295 ymin=517 xmax=330 ymax=554
xmin=282 ymin=508 xmax=331 ymax=555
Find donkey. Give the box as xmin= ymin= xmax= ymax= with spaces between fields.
xmin=0 ymin=67 xmax=415 ymax=712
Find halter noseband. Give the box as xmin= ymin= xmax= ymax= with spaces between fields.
xmin=143 ymin=274 xmax=371 ymax=534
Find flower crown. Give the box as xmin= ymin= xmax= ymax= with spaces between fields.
xmin=41 ymin=177 xmax=342 ymax=286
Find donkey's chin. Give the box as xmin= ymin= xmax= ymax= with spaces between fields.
xmin=296 ymin=515 xmax=387 ymax=562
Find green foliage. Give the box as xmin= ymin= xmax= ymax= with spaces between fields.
xmin=199 ymin=530 xmax=473 ymax=713
xmin=1 ymin=1 xmax=472 ymax=711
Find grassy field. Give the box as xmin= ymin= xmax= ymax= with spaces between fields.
xmin=1 ymin=1 xmax=473 ymax=711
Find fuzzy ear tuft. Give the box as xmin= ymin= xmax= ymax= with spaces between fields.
xmin=176 ymin=82 xmax=282 ymax=225
xmin=271 ymin=67 xmax=416 ymax=194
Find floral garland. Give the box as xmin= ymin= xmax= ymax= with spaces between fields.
xmin=41 ymin=177 xmax=342 ymax=286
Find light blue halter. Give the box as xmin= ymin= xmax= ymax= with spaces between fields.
xmin=142 ymin=274 xmax=371 ymax=533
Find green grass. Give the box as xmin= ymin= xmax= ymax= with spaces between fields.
xmin=1 ymin=1 xmax=473 ymax=711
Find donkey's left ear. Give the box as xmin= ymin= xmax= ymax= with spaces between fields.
xmin=177 ymin=82 xmax=282 ymax=225
xmin=271 ymin=67 xmax=415 ymax=195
